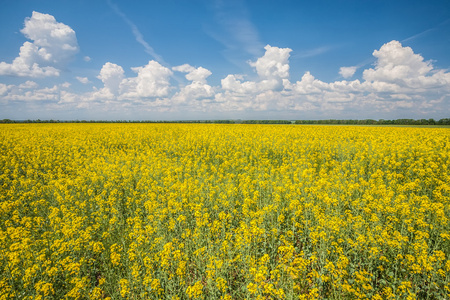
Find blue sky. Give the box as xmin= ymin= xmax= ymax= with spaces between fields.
xmin=0 ymin=0 xmax=449 ymax=120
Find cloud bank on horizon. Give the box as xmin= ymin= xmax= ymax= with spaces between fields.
xmin=0 ymin=11 xmax=449 ymax=120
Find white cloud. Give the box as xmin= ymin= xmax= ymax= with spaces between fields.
xmin=185 ymin=67 xmax=212 ymax=83
xmin=18 ymin=81 xmax=39 ymax=89
xmin=363 ymin=40 xmax=433 ymax=84
xmin=216 ymin=40 xmax=449 ymax=116
xmin=59 ymin=90 xmax=80 ymax=104
xmin=219 ymin=45 xmax=292 ymax=96
xmin=173 ymin=64 xmax=212 ymax=83
xmin=0 ymin=11 xmax=79 ymax=77
xmin=248 ymin=45 xmax=292 ymax=79
xmin=76 ymin=76 xmax=90 ymax=84
xmin=358 ymin=41 xmax=450 ymax=97
xmin=2 ymin=40 xmax=449 ymax=119
xmin=171 ymin=64 xmax=214 ymax=104
xmin=295 ymin=46 xmax=332 ymax=59
xmin=206 ymin=0 xmax=264 ymax=59
xmin=97 ymin=62 xmax=124 ymax=95
xmin=221 ymin=75 xmax=279 ymax=94
xmin=0 ymin=84 xmax=11 ymax=97
xmin=172 ymin=64 xmax=195 ymax=73
xmin=172 ymin=81 xmax=215 ymax=104
xmin=339 ymin=66 xmax=357 ymax=78
xmin=83 ymin=56 xmax=91 ymax=62
xmin=107 ymin=0 xmax=165 ymax=64
xmin=284 ymin=72 xmax=329 ymax=95
xmin=0 ymin=84 xmax=59 ymax=101
xmin=55 ymin=60 xmax=174 ymax=105
xmin=120 ymin=60 xmax=173 ymax=98
xmin=221 ymin=74 xmax=246 ymax=92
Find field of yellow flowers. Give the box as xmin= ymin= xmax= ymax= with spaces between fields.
xmin=0 ymin=123 xmax=449 ymax=299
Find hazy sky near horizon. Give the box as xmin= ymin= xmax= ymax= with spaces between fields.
xmin=0 ymin=0 xmax=449 ymax=120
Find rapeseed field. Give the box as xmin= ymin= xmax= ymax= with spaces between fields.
xmin=0 ymin=123 xmax=449 ymax=299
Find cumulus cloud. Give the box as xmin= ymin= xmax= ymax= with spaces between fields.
xmin=357 ymin=40 xmax=450 ymax=99
xmin=76 ymin=76 xmax=90 ymax=84
xmin=0 ymin=84 xmax=9 ymax=97
xmin=97 ymin=62 xmax=124 ymax=95
xmin=171 ymin=64 xmax=214 ymax=103
xmin=172 ymin=64 xmax=195 ymax=73
xmin=339 ymin=66 xmax=357 ymax=78
xmin=172 ymin=81 xmax=215 ymax=105
xmin=217 ymin=40 xmax=449 ymax=116
xmin=173 ymin=64 xmax=212 ymax=83
xmin=363 ymin=40 xmax=433 ymax=84
xmin=120 ymin=60 xmax=173 ymax=98
xmin=221 ymin=75 xmax=279 ymax=94
xmin=2 ymin=40 xmax=449 ymax=119
xmin=283 ymin=72 xmax=330 ymax=95
xmin=55 ymin=60 xmax=175 ymax=105
xmin=248 ymin=45 xmax=292 ymax=79
xmin=219 ymin=45 xmax=292 ymax=97
xmin=0 ymin=11 xmax=79 ymax=77
xmin=18 ymin=81 xmax=39 ymax=89
xmin=0 ymin=84 xmax=60 ymax=101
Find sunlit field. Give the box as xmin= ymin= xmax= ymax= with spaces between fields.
xmin=1 ymin=124 xmax=449 ymax=299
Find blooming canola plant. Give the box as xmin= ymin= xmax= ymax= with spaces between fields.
xmin=0 ymin=124 xmax=449 ymax=299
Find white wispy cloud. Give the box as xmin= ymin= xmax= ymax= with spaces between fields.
xmin=293 ymin=46 xmax=333 ymax=59
xmin=106 ymin=0 xmax=166 ymax=65
xmin=204 ymin=0 xmax=264 ymax=65
xmin=402 ymin=18 xmax=450 ymax=43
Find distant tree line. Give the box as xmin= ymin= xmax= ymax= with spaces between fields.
xmin=1 ymin=118 xmax=449 ymax=125
xmin=294 ymin=118 xmax=450 ymax=125
xmin=240 ymin=120 xmax=292 ymax=124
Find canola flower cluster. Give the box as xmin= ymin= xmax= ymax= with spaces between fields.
xmin=0 ymin=123 xmax=449 ymax=299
